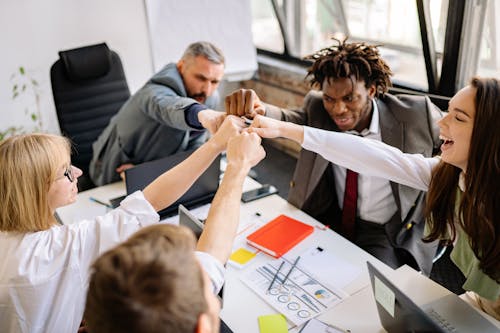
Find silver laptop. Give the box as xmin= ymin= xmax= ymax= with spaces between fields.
xmin=367 ymin=261 xmax=498 ymax=333
xmin=178 ymin=204 xmax=205 ymax=239
xmin=178 ymin=204 xmax=228 ymax=307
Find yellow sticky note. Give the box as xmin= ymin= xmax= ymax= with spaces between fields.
xmin=258 ymin=314 xmax=288 ymax=333
xmin=229 ymin=248 xmax=256 ymax=266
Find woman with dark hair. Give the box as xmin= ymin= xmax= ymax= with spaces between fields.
xmin=248 ymin=77 xmax=500 ymax=320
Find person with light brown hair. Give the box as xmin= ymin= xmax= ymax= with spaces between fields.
xmin=0 ymin=115 xmax=263 ymax=332
xmin=84 ymin=129 xmax=265 ymax=333
xmin=247 ymin=77 xmax=500 ymax=320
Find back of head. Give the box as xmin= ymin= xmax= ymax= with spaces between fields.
xmin=85 ymin=224 xmax=207 ymax=333
xmin=0 ymin=133 xmax=69 ymax=232
xmin=181 ymin=41 xmax=225 ymax=65
xmin=306 ymin=38 xmax=392 ymax=97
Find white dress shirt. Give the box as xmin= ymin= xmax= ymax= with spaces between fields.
xmin=0 ymin=191 xmax=225 ymax=333
xmin=332 ymin=100 xmax=398 ymax=223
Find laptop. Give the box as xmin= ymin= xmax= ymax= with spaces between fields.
xmin=110 ymin=149 xmax=221 ymax=218
xmin=367 ymin=261 xmax=499 ymax=333
xmin=178 ymin=204 xmax=205 ymax=239
xmin=178 ymin=203 xmax=231 ymax=325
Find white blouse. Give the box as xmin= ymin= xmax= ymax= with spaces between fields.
xmin=302 ymin=126 xmax=440 ymax=191
xmin=0 ymin=191 xmax=224 ymax=333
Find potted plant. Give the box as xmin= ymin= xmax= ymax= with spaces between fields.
xmin=0 ymin=66 xmax=44 ymax=141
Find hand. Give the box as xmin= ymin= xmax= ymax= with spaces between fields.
xmin=226 ymin=132 xmax=266 ymax=170
xmin=225 ymin=89 xmax=266 ymax=118
xmin=210 ymin=115 xmax=246 ymax=152
xmin=198 ymin=109 xmax=226 ymax=134
xmin=248 ymin=115 xmax=284 ymax=138
xmin=249 ymin=115 xmax=304 ymax=143
xmin=116 ymin=163 xmax=135 ymax=180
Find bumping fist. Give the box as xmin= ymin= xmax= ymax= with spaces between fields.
xmin=198 ymin=109 xmax=226 ymax=134
xmin=225 ymin=89 xmax=266 ymax=118
xmin=210 ymin=115 xmax=246 ymax=152
xmin=226 ymin=132 xmax=266 ymax=170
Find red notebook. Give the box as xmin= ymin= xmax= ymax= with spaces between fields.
xmin=246 ymin=214 xmax=314 ymax=258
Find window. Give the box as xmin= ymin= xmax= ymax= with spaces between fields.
xmin=251 ymin=0 xmax=450 ymax=91
xmin=477 ymin=0 xmax=499 ymax=78
xmin=251 ymin=0 xmax=284 ymax=54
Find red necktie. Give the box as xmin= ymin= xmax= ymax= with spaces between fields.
xmin=341 ymin=169 xmax=358 ymax=241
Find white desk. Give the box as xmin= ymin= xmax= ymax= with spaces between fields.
xmin=222 ymin=193 xmax=390 ymax=333
xmin=56 ymin=181 xmax=499 ymax=332
xmin=57 ymin=179 xmax=389 ymax=332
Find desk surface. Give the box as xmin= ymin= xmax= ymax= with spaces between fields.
xmin=57 ymin=180 xmax=499 ymax=333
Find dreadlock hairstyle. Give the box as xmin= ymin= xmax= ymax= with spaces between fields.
xmin=305 ymin=38 xmax=393 ymax=97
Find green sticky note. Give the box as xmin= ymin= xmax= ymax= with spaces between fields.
xmin=258 ymin=314 xmax=288 ymax=333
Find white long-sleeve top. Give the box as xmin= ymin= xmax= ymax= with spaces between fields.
xmin=302 ymin=126 xmax=440 ymax=191
xmin=302 ymin=127 xmax=500 ymax=302
xmin=0 ymin=191 xmax=224 ymax=333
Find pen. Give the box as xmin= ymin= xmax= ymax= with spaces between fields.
xmin=267 ymin=261 xmax=285 ymax=292
xmin=281 ymin=256 xmax=301 ymax=285
xmin=89 ymin=197 xmax=113 ymax=209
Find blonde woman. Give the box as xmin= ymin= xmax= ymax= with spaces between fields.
xmin=0 ymin=116 xmax=256 ymax=332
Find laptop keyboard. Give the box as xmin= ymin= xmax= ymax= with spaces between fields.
xmin=427 ymin=308 xmax=458 ymax=332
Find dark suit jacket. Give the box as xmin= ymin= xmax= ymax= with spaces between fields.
xmin=266 ymin=91 xmax=442 ymax=274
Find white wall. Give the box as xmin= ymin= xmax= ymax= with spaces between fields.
xmin=145 ymin=0 xmax=256 ymax=81
xmin=0 ymin=0 xmax=153 ymax=135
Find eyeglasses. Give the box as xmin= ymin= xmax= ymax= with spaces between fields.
xmin=56 ymin=165 xmax=75 ymax=183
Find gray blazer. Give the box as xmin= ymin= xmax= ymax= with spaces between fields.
xmin=89 ymin=63 xmax=219 ymax=186
xmin=266 ymin=91 xmax=442 ymax=274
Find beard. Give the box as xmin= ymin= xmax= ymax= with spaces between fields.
xmin=190 ymin=92 xmax=207 ymax=103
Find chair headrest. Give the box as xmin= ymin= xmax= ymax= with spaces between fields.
xmin=59 ymin=43 xmax=111 ymax=81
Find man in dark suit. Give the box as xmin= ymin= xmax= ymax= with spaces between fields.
xmin=226 ymin=40 xmax=442 ymax=274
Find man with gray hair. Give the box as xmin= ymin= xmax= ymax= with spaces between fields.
xmin=90 ymin=41 xmax=226 ymax=186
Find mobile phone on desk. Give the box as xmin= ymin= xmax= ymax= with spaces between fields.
xmin=241 ymin=184 xmax=278 ymax=203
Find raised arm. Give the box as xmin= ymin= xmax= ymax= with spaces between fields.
xmin=142 ymin=116 xmax=245 ymax=211
xmin=249 ymin=115 xmax=438 ymax=191
xmin=196 ymin=132 xmax=266 ymax=264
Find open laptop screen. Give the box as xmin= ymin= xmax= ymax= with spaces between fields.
xmin=178 ymin=204 xmax=204 ymax=239
xmin=367 ymin=261 xmax=499 ymax=332
xmin=366 ymin=261 xmax=446 ymax=333
xmin=110 ymin=149 xmax=220 ymax=218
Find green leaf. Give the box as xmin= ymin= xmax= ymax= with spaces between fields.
xmin=13 ymin=84 xmax=18 ymax=92
xmin=31 ymin=114 xmax=37 ymax=121
xmin=31 ymin=79 xmax=38 ymax=86
xmin=22 ymin=84 xmax=26 ymax=92
xmin=13 ymin=92 xmax=19 ymax=99
xmin=19 ymin=66 xmax=25 ymax=75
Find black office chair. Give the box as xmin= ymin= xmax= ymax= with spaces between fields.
xmin=51 ymin=43 xmax=130 ymax=191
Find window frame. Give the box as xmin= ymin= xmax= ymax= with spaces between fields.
xmin=255 ymin=0 xmax=488 ymax=97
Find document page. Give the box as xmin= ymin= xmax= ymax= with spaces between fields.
xmin=241 ymin=258 xmax=347 ymax=326
xmin=297 ymin=246 xmax=362 ymax=290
